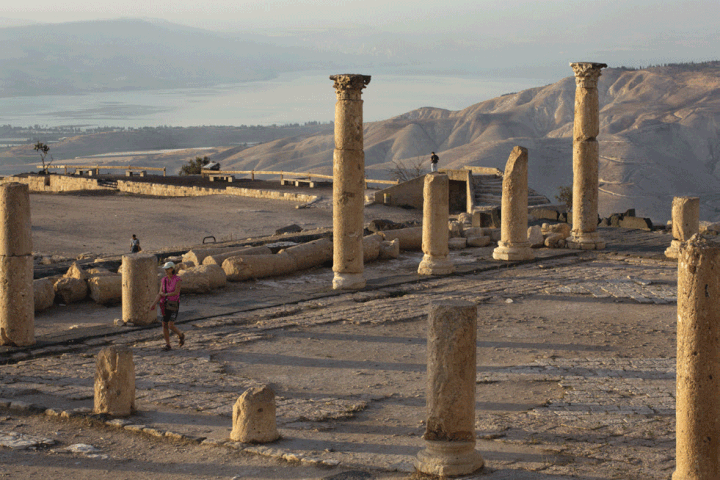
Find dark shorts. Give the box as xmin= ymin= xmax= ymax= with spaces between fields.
xmin=162 ymin=304 xmax=179 ymax=324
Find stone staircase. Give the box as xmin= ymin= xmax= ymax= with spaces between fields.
xmin=472 ymin=174 xmax=551 ymax=208
xmin=97 ymin=178 xmax=118 ymax=189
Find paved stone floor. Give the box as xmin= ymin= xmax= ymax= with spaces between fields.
xmin=1 ymin=227 xmax=683 ymax=479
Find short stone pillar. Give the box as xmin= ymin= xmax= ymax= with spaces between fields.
xmin=231 ymin=385 xmax=280 ymax=443
xmin=674 ymin=237 xmax=720 ymax=480
xmin=330 ymin=73 xmax=371 ymax=290
xmin=418 ymin=173 xmax=454 ymax=275
xmin=493 ymin=146 xmax=534 ymax=261
xmin=121 ymin=254 xmax=158 ymax=326
xmin=665 ymin=197 xmax=700 ymax=259
xmin=94 ymin=346 xmax=135 ymax=416
xmin=567 ymin=62 xmax=607 ymax=250
xmin=0 ymin=183 xmax=34 ymax=346
xmin=415 ymin=301 xmax=484 ymax=477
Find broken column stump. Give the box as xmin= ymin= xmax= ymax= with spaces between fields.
xmin=94 ymin=345 xmax=135 ymax=416
xmin=415 ymin=300 xmax=484 ymax=477
xmin=418 ymin=173 xmax=454 ymax=275
xmin=121 ymin=253 xmax=158 ymax=326
xmin=665 ymin=196 xmax=700 ymax=259
xmin=231 ymin=385 xmax=280 ymax=443
xmin=674 ymin=236 xmax=720 ymax=479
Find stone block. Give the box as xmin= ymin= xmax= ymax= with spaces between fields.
xmin=378 ymin=239 xmax=400 ymax=259
xmin=366 ymin=219 xmax=399 ymax=232
xmin=223 ymin=252 xmax=298 ymax=282
xmin=529 ymin=207 xmax=559 ymax=221
xmin=94 ymin=346 xmax=135 ymax=417
xmin=231 ymin=385 xmax=280 ymax=443
xmin=362 ymin=234 xmax=382 ymax=263
xmin=191 ymin=264 xmax=226 ymax=289
xmin=544 ymin=233 xmax=565 ymax=248
xmin=448 ymin=238 xmax=467 ymax=250
xmin=541 ymin=222 xmax=571 ymax=238
xmin=33 ymin=278 xmax=55 ymax=312
xmin=88 ymin=275 xmax=122 ymax=304
xmin=200 ymin=246 xmax=273 ymax=266
xmin=64 ymin=262 xmax=87 ymax=281
xmin=177 ymin=269 xmax=211 ymax=294
xmin=462 ymin=227 xmax=484 ymax=238
xmin=527 ymin=226 xmax=544 ymax=248
xmin=448 ymin=221 xmax=463 ymax=238
xmin=281 ymin=238 xmax=333 ymax=270
xmin=618 ymin=216 xmax=653 ymax=231
xmin=471 ymin=208 xmax=501 ymax=228
xmin=466 ymin=236 xmax=491 ymax=248
xmin=54 ymin=277 xmax=87 ymax=304
xmin=457 ymin=212 xmax=472 ymax=225
xmin=379 ymin=227 xmax=423 ymax=251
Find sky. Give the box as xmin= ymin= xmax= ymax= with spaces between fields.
xmin=1 ymin=0 xmax=719 ymax=36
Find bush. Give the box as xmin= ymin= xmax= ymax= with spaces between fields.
xmin=555 ymin=185 xmax=572 ymax=210
xmin=179 ymin=156 xmax=210 ymax=176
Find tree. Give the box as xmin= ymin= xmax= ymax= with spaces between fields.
xmin=34 ymin=141 xmax=53 ymax=174
xmin=179 ymin=156 xmax=210 ymax=175
xmin=388 ymin=157 xmax=427 ymax=183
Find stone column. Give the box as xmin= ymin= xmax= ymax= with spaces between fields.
xmin=121 ymin=254 xmax=158 ymax=326
xmin=418 ymin=173 xmax=454 ymax=275
xmin=665 ymin=197 xmax=700 ymax=259
xmin=0 ymin=183 xmax=34 ymax=346
xmin=330 ymin=73 xmax=371 ymax=290
xmin=493 ymin=146 xmax=534 ymax=261
xmin=415 ymin=300 xmax=484 ymax=477
xmin=567 ymin=62 xmax=607 ymax=250
xmin=674 ymin=237 xmax=720 ymax=480
xmin=94 ymin=346 xmax=135 ymax=416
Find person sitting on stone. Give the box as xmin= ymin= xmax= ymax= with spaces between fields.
xmin=130 ymin=234 xmax=141 ymax=253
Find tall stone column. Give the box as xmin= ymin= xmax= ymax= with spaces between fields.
xmin=567 ymin=62 xmax=607 ymax=250
xmin=665 ymin=197 xmax=700 ymax=259
xmin=0 ymin=183 xmax=34 ymax=346
xmin=493 ymin=146 xmax=534 ymax=261
xmin=121 ymin=254 xmax=158 ymax=326
xmin=418 ymin=173 xmax=454 ymax=275
xmin=330 ymin=73 xmax=371 ymax=290
xmin=415 ymin=300 xmax=484 ymax=477
xmin=674 ymin=237 xmax=720 ymax=480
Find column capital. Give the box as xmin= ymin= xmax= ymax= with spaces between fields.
xmin=330 ymin=74 xmax=371 ymax=100
xmin=570 ymin=62 xmax=607 ymax=88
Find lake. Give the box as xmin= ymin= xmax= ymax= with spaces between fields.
xmin=0 ymin=71 xmax=552 ymax=129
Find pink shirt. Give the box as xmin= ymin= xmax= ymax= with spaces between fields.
xmin=161 ymin=275 xmax=181 ymax=302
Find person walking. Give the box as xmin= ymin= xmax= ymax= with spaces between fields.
xmin=430 ymin=151 xmax=439 ymax=172
xmin=149 ymin=261 xmax=185 ymax=351
xmin=130 ymin=234 xmax=141 ymax=253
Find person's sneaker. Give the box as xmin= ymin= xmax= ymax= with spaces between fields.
xmin=178 ymin=333 xmax=185 ymax=347
xmin=161 ymin=344 xmax=172 ymax=351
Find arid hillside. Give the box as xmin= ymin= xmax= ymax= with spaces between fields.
xmin=220 ymin=63 xmax=720 ymax=222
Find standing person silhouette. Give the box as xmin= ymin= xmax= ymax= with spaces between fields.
xmin=430 ymin=151 xmax=439 ymax=172
xmin=130 ymin=234 xmax=141 ymax=253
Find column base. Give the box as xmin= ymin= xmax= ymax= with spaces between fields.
xmin=418 ymin=254 xmax=455 ymax=275
xmin=415 ymin=440 xmax=484 ymax=477
xmin=332 ymin=272 xmax=366 ymax=290
xmin=567 ymin=232 xmax=605 ymax=250
xmin=492 ymin=241 xmax=534 ymax=261
xmin=664 ymin=239 xmax=681 ymax=259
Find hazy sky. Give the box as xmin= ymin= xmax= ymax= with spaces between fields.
xmin=2 ymin=0 xmax=719 ymax=36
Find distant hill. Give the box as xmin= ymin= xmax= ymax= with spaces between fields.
xmin=3 ymin=63 xmax=720 ymax=223
xmin=218 ymin=63 xmax=720 ymax=223
xmin=0 ymin=19 xmax=349 ymax=96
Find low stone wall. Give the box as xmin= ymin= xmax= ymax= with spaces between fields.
xmin=116 ymin=181 xmax=318 ymax=203
xmin=0 ymin=175 xmax=109 ymax=193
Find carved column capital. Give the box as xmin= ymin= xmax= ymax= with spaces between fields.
xmin=570 ymin=62 xmax=607 ymax=88
xmin=330 ymin=74 xmax=371 ymax=100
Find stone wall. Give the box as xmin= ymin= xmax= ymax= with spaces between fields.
xmin=116 ymin=181 xmax=318 ymax=203
xmin=0 ymin=175 xmax=109 ymax=193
